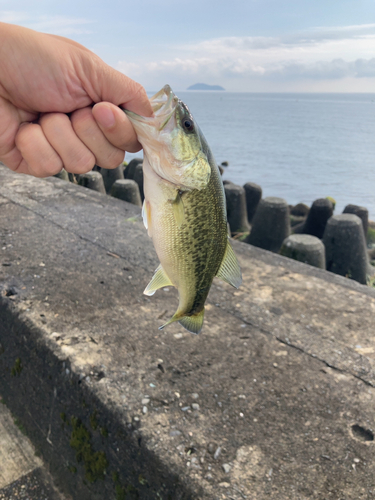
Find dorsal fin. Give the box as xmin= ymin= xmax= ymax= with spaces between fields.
xmin=216 ymin=240 xmax=242 ymax=288
xmin=143 ymin=265 xmax=174 ymax=296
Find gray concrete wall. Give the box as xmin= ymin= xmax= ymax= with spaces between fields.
xmin=0 ymin=165 xmax=374 ymax=500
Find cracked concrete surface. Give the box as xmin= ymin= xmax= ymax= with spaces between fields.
xmin=0 ymin=165 xmax=374 ymax=499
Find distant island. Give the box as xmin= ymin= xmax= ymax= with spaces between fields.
xmin=187 ymin=83 xmax=225 ymax=91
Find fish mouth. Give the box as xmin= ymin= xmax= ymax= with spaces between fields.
xmin=150 ymin=85 xmax=178 ymax=114
xmin=125 ymin=85 xmax=179 ymax=132
xmin=150 ymin=85 xmax=179 ymax=131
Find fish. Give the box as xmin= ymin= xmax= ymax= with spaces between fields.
xmin=124 ymin=85 xmax=241 ymax=334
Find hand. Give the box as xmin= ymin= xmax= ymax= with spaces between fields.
xmin=0 ymin=23 xmax=152 ymax=177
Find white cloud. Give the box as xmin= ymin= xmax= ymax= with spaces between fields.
xmin=0 ymin=11 xmax=95 ymax=35
xmin=117 ymin=24 xmax=375 ymax=91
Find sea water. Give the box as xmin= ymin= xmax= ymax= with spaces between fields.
xmin=126 ymin=92 xmax=375 ymax=220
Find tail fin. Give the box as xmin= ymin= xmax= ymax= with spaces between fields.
xmin=159 ymin=308 xmax=205 ymax=335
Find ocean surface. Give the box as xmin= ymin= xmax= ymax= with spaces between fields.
xmin=126 ymin=92 xmax=375 ymax=220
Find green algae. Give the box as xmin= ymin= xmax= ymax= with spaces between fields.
xmin=368 ymin=227 xmax=375 ymax=245
xmin=100 ymin=426 xmax=108 ymax=437
xmin=114 ymin=482 xmax=139 ymax=499
xmin=326 ymin=196 xmax=336 ymax=210
xmin=89 ymin=410 xmax=98 ymax=431
xmin=69 ymin=416 xmax=108 ymax=483
xmin=11 ymin=357 xmax=22 ymax=377
xmin=14 ymin=417 xmax=26 ymax=435
xmin=138 ymin=474 xmax=148 ymax=486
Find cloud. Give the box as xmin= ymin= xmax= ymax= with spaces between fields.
xmin=117 ymin=24 xmax=375 ymax=90
xmin=0 ymin=11 xmax=95 ymax=35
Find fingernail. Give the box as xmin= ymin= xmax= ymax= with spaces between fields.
xmin=96 ymin=105 xmax=115 ymax=129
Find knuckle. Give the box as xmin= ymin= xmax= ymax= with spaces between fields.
xmin=70 ymin=107 xmax=94 ymax=134
xmin=66 ymin=151 xmax=96 ymax=174
xmin=32 ymin=156 xmax=63 ymax=178
xmin=40 ymin=112 xmax=68 ymax=131
xmin=98 ymin=149 xmax=124 ymax=169
xmin=15 ymin=123 xmax=39 ymax=149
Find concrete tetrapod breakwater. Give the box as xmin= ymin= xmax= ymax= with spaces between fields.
xmin=100 ymin=165 xmax=125 ymax=194
xmin=1 ymin=164 xmax=375 ymax=500
xmin=246 ymin=197 xmax=290 ymax=253
xmin=110 ymin=179 xmax=142 ymax=207
xmin=323 ymin=214 xmax=369 ymax=285
xmin=77 ymin=171 xmax=106 ymax=194
xmin=280 ymin=234 xmax=326 ymax=269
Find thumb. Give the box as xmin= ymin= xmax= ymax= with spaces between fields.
xmin=81 ymin=55 xmax=152 ymax=117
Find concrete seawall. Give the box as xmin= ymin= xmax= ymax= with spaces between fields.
xmin=0 ymin=165 xmax=374 ymax=499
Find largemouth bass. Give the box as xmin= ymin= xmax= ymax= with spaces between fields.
xmin=125 ymin=85 xmax=241 ymax=334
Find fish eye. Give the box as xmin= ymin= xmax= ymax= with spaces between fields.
xmin=182 ymin=118 xmax=194 ymax=132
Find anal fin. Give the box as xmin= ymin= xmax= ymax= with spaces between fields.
xmin=144 ymin=265 xmax=173 ymax=296
xmin=216 ymin=241 xmax=242 ymax=288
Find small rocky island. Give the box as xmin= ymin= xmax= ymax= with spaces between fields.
xmin=187 ymin=83 xmax=225 ymax=91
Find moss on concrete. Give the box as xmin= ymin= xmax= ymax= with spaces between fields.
xmin=13 ymin=417 xmax=26 ymax=435
xmin=114 ymin=481 xmax=139 ymax=500
xmin=69 ymin=416 xmax=108 ymax=483
xmin=11 ymin=357 xmax=22 ymax=377
xmin=89 ymin=410 xmax=98 ymax=431
xmin=100 ymin=426 xmax=108 ymax=437
xmin=326 ymin=196 xmax=336 ymax=209
xmin=368 ymin=227 xmax=375 ymax=245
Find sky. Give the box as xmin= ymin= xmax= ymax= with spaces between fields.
xmin=1 ymin=0 xmax=375 ymax=92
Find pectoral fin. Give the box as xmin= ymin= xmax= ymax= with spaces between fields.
xmin=144 ymin=265 xmax=173 ymax=296
xmin=216 ymin=241 xmax=242 ymax=288
xmin=171 ymin=190 xmax=185 ymax=227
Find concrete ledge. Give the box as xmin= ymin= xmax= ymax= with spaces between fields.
xmin=0 ymin=165 xmax=375 ymax=499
